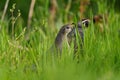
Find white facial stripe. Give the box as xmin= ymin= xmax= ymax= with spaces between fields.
xmin=82 ymin=19 xmax=90 ymax=24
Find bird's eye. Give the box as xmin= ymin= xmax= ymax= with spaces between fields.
xmin=66 ymin=27 xmax=70 ymax=29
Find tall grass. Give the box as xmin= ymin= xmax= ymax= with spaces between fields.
xmin=0 ymin=1 xmax=120 ymax=80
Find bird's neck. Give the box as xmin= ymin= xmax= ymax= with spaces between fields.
xmin=55 ymin=33 xmax=65 ymax=45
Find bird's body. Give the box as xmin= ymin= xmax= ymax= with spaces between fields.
xmin=55 ymin=31 xmax=68 ymax=53
xmin=74 ymin=22 xmax=84 ymax=59
xmin=54 ymin=24 xmax=74 ymax=54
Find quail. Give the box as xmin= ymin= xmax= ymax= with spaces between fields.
xmin=93 ymin=14 xmax=108 ymax=32
xmin=46 ymin=23 xmax=74 ymax=66
xmin=54 ymin=23 xmax=74 ymax=54
xmin=47 ymin=23 xmax=74 ymax=57
xmin=67 ymin=19 xmax=90 ymax=61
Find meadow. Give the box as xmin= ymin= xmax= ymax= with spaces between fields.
xmin=0 ymin=0 xmax=120 ymax=80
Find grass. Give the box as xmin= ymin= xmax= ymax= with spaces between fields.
xmin=0 ymin=1 xmax=120 ymax=80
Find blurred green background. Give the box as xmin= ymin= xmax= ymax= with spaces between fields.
xmin=0 ymin=0 xmax=119 ymax=29
xmin=0 ymin=0 xmax=120 ymax=80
